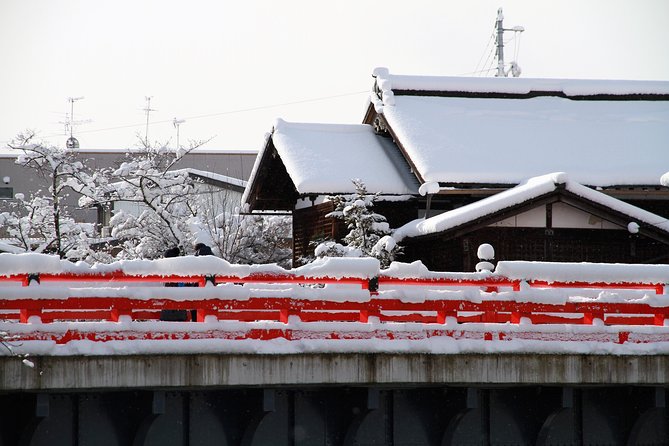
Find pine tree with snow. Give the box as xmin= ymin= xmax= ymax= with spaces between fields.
xmin=316 ymin=179 xmax=400 ymax=268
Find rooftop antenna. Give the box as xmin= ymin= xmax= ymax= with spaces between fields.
xmin=173 ymin=118 xmax=185 ymax=150
xmin=62 ymin=96 xmax=88 ymax=148
xmin=495 ymin=8 xmax=524 ymax=77
xmin=143 ymin=96 xmax=156 ymax=145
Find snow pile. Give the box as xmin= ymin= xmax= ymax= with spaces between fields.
xmin=0 ymin=252 xmax=380 ymax=280
xmin=496 ymin=261 xmax=669 ymax=284
xmin=291 ymin=256 xmax=379 ymax=279
xmin=477 ymin=243 xmax=495 ymax=260
xmin=0 ymin=253 xmax=70 ymax=275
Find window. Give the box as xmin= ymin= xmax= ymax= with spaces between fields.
xmin=0 ymin=187 xmax=13 ymax=199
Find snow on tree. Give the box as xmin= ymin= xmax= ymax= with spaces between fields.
xmin=315 ymin=179 xmax=400 ymax=268
xmin=3 ymin=131 xmax=99 ymax=260
xmin=86 ymin=140 xmax=205 ymax=259
xmin=84 ymin=139 xmax=293 ymax=264
xmin=187 ymin=188 xmax=292 ymax=267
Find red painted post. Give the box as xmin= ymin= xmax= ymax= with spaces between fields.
xmin=111 ymin=309 xmax=132 ymax=322
xmin=583 ymin=312 xmax=605 ymax=325
xmin=20 ymin=309 xmax=42 ymax=323
xmin=655 ymin=314 xmax=666 ymax=326
xmin=510 ymin=312 xmax=529 ymax=324
xmin=437 ymin=310 xmax=457 ymax=324
xmin=359 ymin=310 xmax=380 ymax=323
xmin=279 ymin=308 xmax=301 ymax=324
xmin=196 ymin=309 xmax=217 ymax=322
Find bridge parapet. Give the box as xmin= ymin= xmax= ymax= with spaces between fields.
xmin=1 ymin=254 xmax=669 ymax=357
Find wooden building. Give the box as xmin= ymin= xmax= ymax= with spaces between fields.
xmin=243 ymin=69 xmax=669 ymax=270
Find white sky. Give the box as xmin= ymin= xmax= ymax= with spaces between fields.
xmin=1 ymin=0 xmax=667 ymax=151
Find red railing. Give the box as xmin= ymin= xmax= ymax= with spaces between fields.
xmin=1 ymin=269 xmax=668 ymax=346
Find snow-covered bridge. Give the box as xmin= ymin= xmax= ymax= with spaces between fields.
xmin=1 ymin=253 xmax=669 ymax=444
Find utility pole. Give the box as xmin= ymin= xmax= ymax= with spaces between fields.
xmin=143 ymin=96 xmax=156 ymax=145
xmin=496 ymin=8 xmax=505 ymax=78
xmin=173 ymin=118 xmax=185 ymax=150
xmin=495 ymin=8 xmax=525 ymax=77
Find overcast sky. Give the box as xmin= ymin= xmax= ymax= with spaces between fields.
xmin=1 ymin=0 xmax=667 ymax=151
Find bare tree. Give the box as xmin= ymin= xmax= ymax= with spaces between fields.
xmin=187 ymin=185 xmax=292 ymax=267
xmin=90 ymin=139 xmax=210 ymax=259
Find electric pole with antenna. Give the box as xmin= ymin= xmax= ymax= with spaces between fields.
xmin=495 ymin=8 xmax=524 ymax=77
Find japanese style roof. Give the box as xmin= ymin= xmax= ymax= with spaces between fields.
xmin=366 ymin=68 xmax=669 ymax=187
xmin=242 ymin=119 xmax=418 ymax=210
xmin=393 ymin=172 xmax=669 ymax=244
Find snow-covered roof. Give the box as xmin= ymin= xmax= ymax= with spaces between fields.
xmin=248 ymin=119 xmax=418 ymax=197
xmin=180 ymin=168 xmax=247 ymax=189
xmin=372 ymin=68 xmax=669 ymax=187
xmin=393 ymin=172 xmax=669 ymax=241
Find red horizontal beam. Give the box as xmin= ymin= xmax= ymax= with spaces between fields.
xmin=377 ymin=276 xmax=522 ymax=291
xmin=529 ymin=280 xmax=664 ymax=294
xmin=2 ymin=296 xmax=667 ymax=314
xmin=214 ymin=274 xmax=370 ymax=287
xmin=2 ymin=296 xmax=667 ymax=326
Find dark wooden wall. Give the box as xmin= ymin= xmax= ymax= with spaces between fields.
xmin=402 ymin=227 xmax=669 ymax=272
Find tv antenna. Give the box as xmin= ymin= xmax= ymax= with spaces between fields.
xmin=60 ymin=96 xmax=90 ymax=148
xmin=143 ymin=96 xmax=157 ymax=144
xmin=173 ymin=118 xmax=185 ymax=149
xmin=495 ymin=8 xmax=524 ymax=77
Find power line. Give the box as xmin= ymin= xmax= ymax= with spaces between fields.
xmin=473 ymin=28 xmax=496 ymax=77
xmin=1 ymin=90 xmax=369 ymax=145
xmin=71 ymin=90 xmax=369 ymax=136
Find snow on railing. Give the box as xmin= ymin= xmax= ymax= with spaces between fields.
xmin=1 ymin=254 xmax=669 ymax=354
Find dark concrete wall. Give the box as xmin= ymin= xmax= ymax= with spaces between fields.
xmin=1 ymin=386 xmax=666 ymax=445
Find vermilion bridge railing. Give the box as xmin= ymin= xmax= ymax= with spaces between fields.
xmin=1 ymin=270 xmax=668 ymax=346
